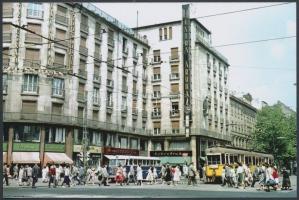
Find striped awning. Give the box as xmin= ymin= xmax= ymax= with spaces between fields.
xmin=44 ymin=152 xmax=73 ymax=165
xmin=160 ymin=156 xmax=191 ymax=165
xmin=12 ymin=152 xmax=40 ymax=164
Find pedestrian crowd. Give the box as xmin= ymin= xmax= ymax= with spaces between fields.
xmin=221 ymin=162 xmax=292 ymax=192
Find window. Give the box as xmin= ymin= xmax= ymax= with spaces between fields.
xmin=91 ymin=132 xmax=101 ymax=146
xmin=73 ymin=129 xmax=83 ymax=144
xmin=105 ymin=133 xmax=115 ymax=147
xmin=159 ymin=27 xmax=172 ymax=40
xmin=52 ymin=103 xmax=62 ymax=115
xmin=159 ymin=28 xmax=162 ymax=40
xmin=25 ymin=48 xmax=40 ymax=62
xmin=3 ymin=74 xmax=7 ymax=93
xmin=153 ymin=142 xmax=162 ymax=150
xmin=130 ymin=138 xmax=138 ymax=149
xmin=170 ymin=48 xmax=178 ymax=60
xmin=45 ymin=127 xmax=65 ymax=143
xmin=153 ymin=122 xmax=161 ymax=135
xmin=57 ymin=5 xmax=67 ymax=16
xmin=14 ymin=125 xmax=40 ymax=142
xmin=140 ymin=140 xmax=148 ymax=151
xmin=169 ymin=141 xmax=189 ymax=150
xmin=120 ymin=137 xmax=128 ymax=148
xmin=52 ymin=78 xmax=64 ymax=96
xmin=171 ymin=102 xmax=179 ymax=111
xmin=169 ymin=27 xmax=172 ymax=39
xmin=27 ymin=3 xmax=43 ymax=18
xmin=122 ymin=37 xmax=128 ymax=52
xmin=23 ymin=74 xmax=38 ymax=93
xmin=80 ymin=36 xmax=86 ymax=48
xmin=78 ymin=107 xmax=84 ymax=119
xmin=153 ymin=50 xmax=161 ymax=62
xmin=56 ymin=28 xmax=66 ymax=40
xmin=22 ymin=101 xmax=37 ymax=113
xmin=93 ymin=87 xmax=100 ymax=105
xmin=107 ymin=92 xmax=113 ymax=107
xmin=164 ymin=27 xmax=167 ymax=40
xmin=93 ymin=110 xmax=99 ymax=120
xmin=121 ymin=96 xmax=127 ymax=109
xmin=171 ymin=83 xmax=179 ymax=94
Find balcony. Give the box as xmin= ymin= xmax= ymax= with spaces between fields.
xmin=214 ymin=98 xmax=218 ymax=106
xmin=25 ymin=33 xmax=42 ymax=44
xmin=169 ymin=55 xmax=179 ymax=63
xmin=169 ymin=73 xmax=179 ymax=81
xmin=207 ymin=95 xmax=212 ymax=103
xmin=80 ymin=23 xmax=89 ymax=33
xmin=79 ymin=45 xmax=88 ymax=56
xmin=142 ymin=110 xmax=147 ymax=118
xmin=142 ymin=93 xmax=147 ymax=99
xmin=54 ymin=36 xmax=68 ymax=49
xmin=93 ymin=97 xmax=100 ymax=106
xmin=121 ymin=105 xmax=127 ymax=112
xmin=77 ymin=92 xmax=85 ymax=102
xmin=3 ymin=84 xmax=8 ymax=94
xmin=213 ymin=65 xmax=217 ymax=73
xmin=219 ymin=70 xmax=223 ymax=78
xmin=219 ymin=84 xmax=223 ymax=92
xmin=107 ymin=79 xmax=114 ymax=88
xmin=3 ymin=8 xmax=13 ymax=18
xmin=55 ymin=14 xmax=69 ymax=26
xmin=93 ymin=74 xmax=101 ymax=83
xmin=3 ymin=33 xmax=11 ymax=43
xmin=170 ymin=110 xmax=180 ymax=118
xmin=152 ymin=93 xmax=161 ymax=100
xmin=169 ymin=92 xmax=180 ymax=99
xmin=78 ymin=68 xmax=87 ymax=78
xmin=107 ymin=60 xmax=114 ymax=71
xmin=172 ymin=129 xmax=180 ymax=134
xmin=27 ymin=9 xmax=43 ymax=19
xmin=106 ymin=102 xmax=113 ymax=113
xmin=214 ymin=116 xmax=219 ymax=122
xmin=122 ymin=85 xmax=128 ymax=93
xmin=143 ymin=57 xmax=148 ymax=66
xmin=122 ymin=47 xmax=129 ymax=55
xmin=22 ymin=84 xmax=39 ymax=95
xmin=122 ymin=66 xmax=129 ymax=74
xmin=152 ymin=57 xmax=161 ymax=64
xmin=151 ymin=112 xmax=161 ymax=119
xmin=224 ymin=88 xmax=228 ymax=95
xmin=133 ymin=51 xmax=138 ymax=60
xmin=108 ymin=38 xmax=114 ymax=48
xmin=132 ymin=109 xmax=138 ymax=116
xmin=23 ymin=60 xmax=41 ymax=69
xmin=220 ymin=102 xmax=224 ymax=109
xmin=208 ymin=78 xmax=211 ymax=85
xmin=94 ymin=32 xmax=102 ymax=42
xmin=52 ymin=87 xmax=65 ymax=99
xmin=94 ymin=51 xmax=101 ymax=61
xmin=224 ymin=73 xmax=228 ymax=80
xmin=151 ymin=75 xmax=161 ymax=82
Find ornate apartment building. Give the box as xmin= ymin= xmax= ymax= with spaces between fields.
xmin=137 ymin=17 xmax=231 ymax=167
xmin=229 ymin=94 xmax=257 ymax=150
xmin=2 ymin=2 xmax=151 ymax=167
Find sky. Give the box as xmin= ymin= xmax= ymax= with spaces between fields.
xmin=95 ymin=2 xmax=296 ymax=110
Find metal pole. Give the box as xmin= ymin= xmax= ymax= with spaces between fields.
xmin=82 ymin=91 xmax=88 ymax=172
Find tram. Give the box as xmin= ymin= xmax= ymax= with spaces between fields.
xmin=103 ymin=155 xmax=162 ymax=180
xmin=204 ymin=146 xmax=274 ymax=183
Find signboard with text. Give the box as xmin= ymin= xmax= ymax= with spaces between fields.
xmin=150 ymin=151 xmax=192 ymax=157
xmin=103 ymin=147 xmax=139 ymax=156
xmin=13 ymin=142 xmax=40 ymax=152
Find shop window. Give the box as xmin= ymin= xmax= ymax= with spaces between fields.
xmin=130 ymin=138 xmax=138 ymax=149
xmin=73 ymin=128 xmax=83 ymax=145
xmin=90 ymin=131 xmax=101 ymax=146
xmin=45 ymin=127 xmax=65 ymax=143
xmin=14 ymin=125 xmax=40 ymax=142
xmin=120 ymin=137 xmax=128 ymax=149
xmin=140 ymin=140 xmax=147 ymax=151
xmin=169 ymin=141 xmax=190 ymax=150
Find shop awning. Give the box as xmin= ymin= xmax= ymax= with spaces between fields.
xmin=3 ymin=152 xmax=7 ymax=163
xmin=12 ymin=152 xmax=40 ymax=164
xmin=160 ymin=156 xmax=191 ymax=165
xmin=44 ymin=153 xmax=73 ymax=165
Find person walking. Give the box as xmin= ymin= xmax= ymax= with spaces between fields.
xmin=86 ymin=167 xmax=92 ymax=184
xmin=48 ymin=163 xmax=57 ymax=188
xmin=188 ymin=163 xmax=196 ymax=186
xmin=221 ymin=164 xmax=231 ymax=187
xmin=146 ymin=166 xmax=154 ymax=185
xmin=265 ymin=163 xmax=275 ymax=192
xmin=90 ymin=167 xmax=96 ymax=185
xmin=198 ymin=163 xmax=203 ymax=181
xmin=32 ymin=164 xmax=40 ymax=188
xmin=272 ymin=166 xmax=279 ymax=190
xmin=164 ymin=164 xmax=172 ymax=185
xmin=115 ymin=164 xmax=124 ymax=186
xmin=281 ymin=167 xmax=291 ymax=190
xmin=122 ymin=166 xmax=128 ymax=185
xmin=42 ymin=166 xmax=48 ymax=183
xmin=61 ymin=164 xmax=71 ymax=187
xmin=3 ymin=164 xmax=10 ymax=186
xmin=153 ymin=166 xmax=158 ymax=184
xmin=26 ymin=165 xmax=33 ymax=186
xmin=173 ymin=165 xmax=181 ymax=186
xmin=71 ymin=165 xmax=80 ymax=185
xmin=136 ymin=163 xmax=143 ymax=186
xmin=160 ymin=165 xmax=166 ymax=184
xmin=100 ymin=164 xmax=110 ymax=186
xmin=244 ymin=164 xmax=252 ymax=187
xmin=230 ymin=165 xmax=237 ymax=188
xmin=127 ymin=164 xmax=136 ymax=185
xmin=251 ymin=165 xmax=260 ymax=187
xmin=236 ymin=162 xmax=245 ymax=189
xmin=13 ymin=164 xmax=19 ymax=180
xmin=18 ymin=165 xmax=24 ymax=186
xmin=78 ymin=165 xmax=85 ymax=185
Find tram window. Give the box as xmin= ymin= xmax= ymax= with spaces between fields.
xmin=221 ymin=154 xmax=225 ymax=164
xmin=134 ymin=159 xmax=138 ymax=165
xmin=249 ymin=157 xmax=252 ymax=165
xmin=229 ymin=155 xmax=234 ymax=163
xmin=253 ymin=157 xmax=256 ymax=165
xmin=109 ymin=159 xmax=116 ymax=166
xmin=234 ymin=155 xmax=238 ymax=163
xmin=207 ymin=155 xmax=221 ymax=165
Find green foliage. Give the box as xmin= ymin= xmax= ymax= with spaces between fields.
xmin=252 ymin=105 xmax=296 ymax=163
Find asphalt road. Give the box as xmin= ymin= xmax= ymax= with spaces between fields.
xmin=3 ymin=176 xmax=297 ymax=198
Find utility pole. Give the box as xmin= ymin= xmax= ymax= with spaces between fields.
xmin=82 ymin=91 xmax=89 ymax=172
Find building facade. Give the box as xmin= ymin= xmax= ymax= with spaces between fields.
xmin=229 ymin=94 xmax=257 ymax=150
xmin=137 ymin=17 xmax=231 ymax=167
xmin=2 ymin=2 xmax=151 ymax=167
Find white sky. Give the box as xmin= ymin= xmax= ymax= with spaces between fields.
xmin=95 ymin=2 xmax=296 ymax=110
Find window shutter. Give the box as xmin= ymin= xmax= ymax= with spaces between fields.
xmin=80 ymin=37 xmax=86 ymax=47
xmin=171 ymin=83 xmax=179 ymax=93
xmin=56 ymin=28 xmax=66 ymax=40
xmin=133 ymin=81 xmax=137 ymax=91
xmin=3 ymin=23 xmax=11 ymax=32
xmin=22 ymin=101 xmax=37 ymax=113
xmin=171 ymin=65 xmax=179 ymax=73
xmin=55 ymin=52 xmax=65 ymax=64
xmin=25 ymin=48 xmax=40 ymax=61
xmin=153 ymin=102 xmax=161 ymax=109
xmin=3 ymin=3 xmax=13 ymax=9
xmin=153 ymin=85 xmax=160 ymax=91
xmin=153 ymin=122 xmax=161 ymax=128
xmin=164 ymin=27 xmax=167 ymax=39
xmin=171 ymin=47 xmax=178 ymax=59
xmin=153 ymin=50 xmax=160 ymax=57
xmin=169 ymin=27 xmax=172 ymax=39
xmin=78 ymin=107 xmax=84 ymax=119
xmin=153 ymin=67 xmax=160 ymax=74
xmin=171 ymin=121 xmax=180 ymax=129
xmin=159 ymin=28 xmax=162 ymax=40
xmin=52 ymin=103 xmax=62 ymax=114
xmin=27 ymin=23 xmax=41 ymax=34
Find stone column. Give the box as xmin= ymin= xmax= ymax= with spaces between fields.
xmin=190 ymin=136 xmax=197 ymax=169
xmin=39 ymin=127 xmax=46 ymax=166
xmin=65 ymin=128 xmax=73 ymax=159
xmin=7 ymin=127 xmax=14 ymax=165
xmin=164 ymin=139 xmax=169 ymax=151
xmin=147 ymin=139 xmax=152 ymax=156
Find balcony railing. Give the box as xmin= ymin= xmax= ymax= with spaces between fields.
xmin=151 ymin=112 xmax=161 ymax=119
xmin=152 ymin=57 xmax=161 ymax=64
xmin=132 ymin=109 xmax=138 ymax=115
xmin=23 ymin=60 xmax=41 ymax=69
xmin=80 ymin=23 xmax=89 ymax=33
xmin=107 ymin=79 xmax=114 ymax=88
xmin=3 ymin=33 xmax=12 ymax=43
xmin=108 ymin=38 xmax=114 ymax=47
xmin=169 ymin=55 xmax=179 ymax=63
xmin=169 ymin=92 xmax=180 ymax=99
xmin=79 ymin=45 xmax=88 ymax=56
xmin=172 ymin=129 xmax=180 ymax=134
xmin=122 ymin=85 xmax=128 ymax=93
xmin=152 ymin=93 xmax=161 ymax=100
xmin=169 ymin=73 xmax=179 ymax=81
xmin=52 ymin=87 xmax=65 ymax=98
xmin=25 ymin=33 xmax=42 ymax=43
xmin=77 ymin=92 xmax=85 ymax=102
xmin=142 ymin=110 xmax=147 ymax=118
xmin=93 ymin=97 xmax=100 ymax=106
xmin=27 ymin=9 xmax=43 ymax=19
xmin=93 ymin=74 xmax=101 ymax=83
xmin=55 ymin=14 xmax=69 ymax=26
xmin=170 ymin=110 xmax=180 ymax=118
xmin=3 ymin=8 xmax=13 ymax=18
xmin=151 ymin=75 xmax=161 ymax=82
xmin=22 ymin=84 xmax=39 ymax=94
xmin=122 ymin=47 xmax=129 ymax=55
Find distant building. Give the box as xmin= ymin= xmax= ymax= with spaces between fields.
xmin=229 ymin=94 xmax=257 ymax=150
xmin=275 ymin=101 xmax=296 ymax=116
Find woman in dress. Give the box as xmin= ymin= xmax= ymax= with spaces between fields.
xmin=115 ymin=164 xmax=124 ymax=186
xmin=18 ymin=165 xmax=24 ymax=186
xmin=173 ymin=165 xmax=181 ymax=186
xmin=42 ymin=166 xmax=48 ymax=183
xmin=153 ymin=167 xmax=158 ymax=184
xmin=146 ymin=166 xmax=154 ymax=185
xmin=136 ymin=163 xmax=143 ymax=186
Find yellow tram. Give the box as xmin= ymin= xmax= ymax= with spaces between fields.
xmin=204 ymin=146 xmax=274 ymax=183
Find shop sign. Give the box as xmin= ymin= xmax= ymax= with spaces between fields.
xmin=103 ymin=147 xmax=139 ymax=156
xmin=89 ymin=146 xmax=102 ymax=153
xmin=73 ymin=145 xmax=82 ymax=152
xmin=45 ymin=143 xmax=65 ymax=152
xmin=13 ymin=142 xmax=40 ymax=152
xmin=150 ymin=151 xmax=192 ymax=157
xmin=3 ymin=142 xmax=8 ymax=151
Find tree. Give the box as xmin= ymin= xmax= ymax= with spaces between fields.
xmin=252 ymin=105 xmax=296 ymax=166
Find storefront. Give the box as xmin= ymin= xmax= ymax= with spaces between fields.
xmin=150 ymin=151 xmax=192 ymax=165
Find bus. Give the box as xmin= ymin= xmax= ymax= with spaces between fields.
xmin=204 ymin=146 xmax=274 ymax=183
xmin=103 ymin=155 xmax=162 ymax=180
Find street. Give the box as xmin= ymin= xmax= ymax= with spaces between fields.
xmin=3 ymin=176 xmax=297 ymax=198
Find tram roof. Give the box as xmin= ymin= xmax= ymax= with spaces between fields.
xmin=205 ymin=147 xmax=274 ymax=159
xmin=104 ymin=155 xmax=160 ymax=160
